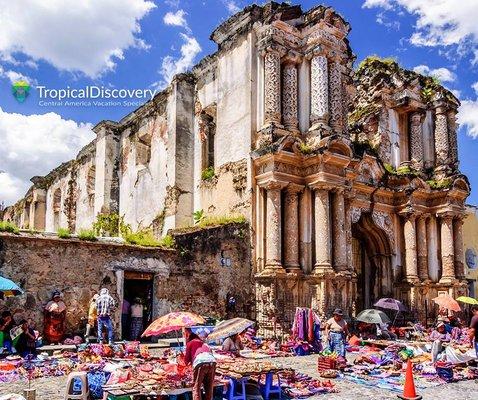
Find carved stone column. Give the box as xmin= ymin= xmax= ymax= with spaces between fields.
xmin=453 ymin=217 xmax=465 ymax=280
xmin=309 ymin=51 xmax=329 ymax=130
xmin=434 ymin=104 xmax=449 ymax=166
xmin=284 ymin=184 xmax=303 ymax=271
xmin=265 ymin=181 xmax=285 ymax=271
xmin=447 ymin=109 xmax=459 ymax=168
xmin=313 ymin=187 xmax=332 ymax=272
xmin=332 ymin=189 xmax=347 ymax=271
xmin=282 ymin=60 xmax=299 ymax=133
xmin=410 ymin=111 xmax=425 ymax=170
xmin=439 ymin=214 xmax=455 ymax=283
xmin=404 ymin=215 xmax=419 ymax=283
xmin=417 ymin=215 xmax=429 ymax=281
xmin=329 ymin=61 xmax=344 ymax=134
xmin=263 ymin=49 xmax=282 ymax=126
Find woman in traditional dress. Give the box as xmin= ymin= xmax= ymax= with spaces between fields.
xmin=43 ymin=290 xmax=66 ymax=344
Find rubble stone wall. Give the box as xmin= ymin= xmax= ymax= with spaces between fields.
xmin=0 ymin=222 xmax=253 ymax=340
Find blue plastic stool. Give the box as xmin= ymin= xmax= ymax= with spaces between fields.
xmin=225 ymin=377 xmax=247 ymax=400
xmin=259 ymin=372 xmax=282 ymax=400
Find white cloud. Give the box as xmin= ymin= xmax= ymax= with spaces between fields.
xmin=472 ymin=82 xmax=478 ymax=95
xmin=0 ymin=65 xmax=33 ymax=84
xmin=158 ymin=34 xmax=201 ymax=88
xmin=163 ymin=9 xmax=190 ymax=32
xmin=222 ymin=1 xmax=241 ymax=14
xmin=412 ymin=65 xmax=456 ymax=82
xmin=0 ymin=0 xmax=156 ymax=78
xmin=363 ymin=1 xmax=478 ymax=59
xmin=165 ymin=0 xmax=180 ymax=7
xmin=0 ymin=107 xmax=95 ymax=205
xmin=363 ymin=0 xmax=393 ymax=10
xmin=459 ymin=100 xmax=478 ymax=139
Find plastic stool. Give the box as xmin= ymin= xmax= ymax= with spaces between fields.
xmin=226 ymin=377 xmax=247 ymax=400
xmin=259 ymin=372 xmax=282 ymax=400
xmin=64 ymin=371 xmax=90 ymax=400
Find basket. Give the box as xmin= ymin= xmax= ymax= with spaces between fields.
xmin=317 ymin=356 xmax=337 ymax=371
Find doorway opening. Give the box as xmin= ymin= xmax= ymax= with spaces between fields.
xmin=352 ymin=214 xmax=392 ymax=311
xmin=122 ymin=271 xmax=154 ymax=341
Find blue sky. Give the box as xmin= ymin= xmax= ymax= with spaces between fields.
xmin=0 ymin=0 xmax=477 ymax=206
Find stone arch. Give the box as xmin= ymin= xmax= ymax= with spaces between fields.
xmin=453 ymin=177 xmax=470 ymax=192
xmin=352 ymin=213 xmax=393 ymax=310
xmin=327 ymin=138 xmax=353 ymax=158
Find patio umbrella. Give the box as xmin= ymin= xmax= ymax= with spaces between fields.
xmin=207 ymin=317 xmax=254 ymax=341
xmin=142 ymin=311 xmax=205 ymax=337
xmin=432 ymin=294 xmax=461 ymax=312
xmin=356 ymin=309 xmax=391 ymax=324
xmin=374 ymin=298 xmax=407 ymax=312
xmin=456 ymin=296 xmax=478 ymax=305
xmin=0 ymin=276 xmax=23 ymax=299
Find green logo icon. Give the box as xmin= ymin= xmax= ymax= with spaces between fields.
xmin=12 ymin=80 xmax=31 ymax=103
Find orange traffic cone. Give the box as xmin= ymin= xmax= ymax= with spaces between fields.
xmin=398 ymin=359 xmax=422 ymax=400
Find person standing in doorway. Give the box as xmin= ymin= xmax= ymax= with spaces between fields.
xmin=96 ymin=288 xmax=116 ymax=344
xmin=121 ymin=298 xmax=130 ymax=340
xmin=130 ymin=298 xmax=144 ymax=341
xmin=85 ymin=294 xmax=98 ymax=343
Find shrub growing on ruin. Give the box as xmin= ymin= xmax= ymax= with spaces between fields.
xmin=78 ymin=229 xmax=97 ymax=241
xmin=93 ymin=213 xmax=131 ymax=237
xmin=57 ymin=227 xmax=71 ymax=239
xmin=0 ymin=221 xmax=20 ymax=234
xmin=201 ymin=166 xmax=215 ymax=181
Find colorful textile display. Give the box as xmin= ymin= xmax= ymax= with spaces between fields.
xmin=291 ymin=308 xmax=321 ymax=352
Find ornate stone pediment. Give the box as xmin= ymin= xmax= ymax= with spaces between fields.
xmin=354 ymin=155 xmax=385 ymax=185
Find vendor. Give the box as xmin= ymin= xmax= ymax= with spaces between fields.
xmin=222 ymin=332 xmax=244 ymax=355
xmin=96 ymin=288 xmax=116 ymax=344
xmin=15 ymin=319 xmax=37 ymax=358
xmin=44 ymin=290 xmax=66 ymax=344
xmin=468 ymin=305 xmax=478 ymax=355
xmin=184 ymin=328 xmax=216 ymax=400
xmin=324 ymin=309 xmax=349 ymax=359
xmin=85 ymin=293 xmax=98 ymax=343
xmin=377 ymin=322 xmax=397 ymax=341
xmin=0 ymin=311 xmax=14 ymax=352
xmin=429 ymin=322 xmax=451 ymax=362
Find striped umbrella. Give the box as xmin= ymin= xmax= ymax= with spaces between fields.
xmin=142 ymin=311 xmax=205 ymax=337
xmin=207 ymin=317 xmax=254 ymax=341
xmin=0 ymin=276 xmax=23 ymax=299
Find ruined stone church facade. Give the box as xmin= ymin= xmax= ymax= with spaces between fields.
xmin=3 ymin=3 xmax=470 ymax=334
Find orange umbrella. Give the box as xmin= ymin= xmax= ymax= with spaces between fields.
xmin=432 ymin=294 xmax=461 ymax=312
xmin=142 ymin=311 xmax=205 ymax=337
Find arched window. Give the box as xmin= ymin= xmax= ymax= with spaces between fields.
xmin=86 ymin=165 xmax=95 ymax=206
xmin=53 ymin=188 xmax=61 ymax=230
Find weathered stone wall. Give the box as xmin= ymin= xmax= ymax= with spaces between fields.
xmin=0 ymin=222 xmax=253 ymax=340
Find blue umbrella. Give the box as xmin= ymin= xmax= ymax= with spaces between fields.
xmin=0 ymin=276 xmax=23 ymax=299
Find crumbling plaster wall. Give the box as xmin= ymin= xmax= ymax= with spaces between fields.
xmin=0 ymin=222 xmax=253 ymax=339
xmin=193 ymin=33 xmax=255 ymax=219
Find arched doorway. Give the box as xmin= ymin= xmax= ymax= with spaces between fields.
xmin=352 ymin=214 xmax=393 ymax=311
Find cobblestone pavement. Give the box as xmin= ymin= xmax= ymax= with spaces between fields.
xmin=1 ymin=355 xmax=477 ymax=399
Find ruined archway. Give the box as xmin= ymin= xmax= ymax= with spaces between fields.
xmin=352 ymin=214 xmax=393 ymax=311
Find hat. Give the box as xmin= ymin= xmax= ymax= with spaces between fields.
xmin=333 ymin=308 xmax=344 ymax=316
xmin=436 ymin=322 xmax=445 ymax=329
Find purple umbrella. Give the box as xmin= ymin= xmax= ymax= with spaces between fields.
xmin=374 ymin=298 xmax=407 ymax=312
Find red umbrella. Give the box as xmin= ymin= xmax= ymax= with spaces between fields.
xmin=432 ymin=294 xmax=461 ymax=312
xmin=142 ymin=311 xmax=205 ymax=337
